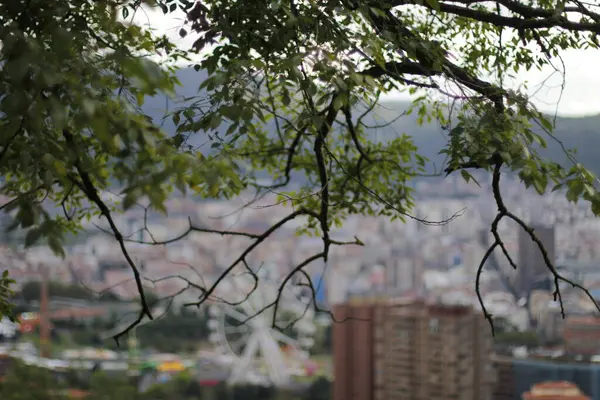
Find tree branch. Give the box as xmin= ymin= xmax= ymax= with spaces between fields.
xmin=62 ymin=130 xmax=153 ymax=344
xmin=475 ymin=160 xmax=600 ymax=334
xmin=392 ymin=0 xmax=600 ymax=33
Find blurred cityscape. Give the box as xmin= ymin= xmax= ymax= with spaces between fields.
xmin=2 ymin=171 xmax=600 ymax=399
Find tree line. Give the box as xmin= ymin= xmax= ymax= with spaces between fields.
xmin=0 ymin=360 xmax=331 ymax=400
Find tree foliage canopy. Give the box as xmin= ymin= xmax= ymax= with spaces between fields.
xmin=2 ymin=0 xmax=600 ymax=337
xmin=0 ymin=0 xmax=188 ymax=330
xmin=0 ymin=360 xmax=64 ymax=400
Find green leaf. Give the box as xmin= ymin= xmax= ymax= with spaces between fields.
xmin=210 ymin=113 xmax=222 ymax=129
xmin=533 ymin=179 xmax=545 ymax=195
xmin=48 ymin=236 xmax=65 ymax=258
xmin=24 ymin=228 xmax=43 ymax=248
xmin=424 ymin=0 xmax=441 ymax=11
xmin=241 ymin=107 xmax=253 ymax=122
xmin=460 ymin=170 xmax=481 ymax=187
xmin=333 ymin=96 xmax=344 ymax=111
xmin=539 ymin=116 xmax=554 ymax=132
xmin=460 ymin=169 xmax=471 ymax=183
xmin=135 ymin=91 xmax=145 ymax=106
xmin=122 ymin=189 xmax=142 ymax=211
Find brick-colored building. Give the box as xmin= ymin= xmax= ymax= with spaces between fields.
xmin=333 ymin=298 xmax=494 ymax=400
xmin=563 ymin=316 xmax=600 ymax=355
xmin=332 ymin=302 xmax=376 ymax=400
xmin=491 ymin=355 xmax=516 ymax=400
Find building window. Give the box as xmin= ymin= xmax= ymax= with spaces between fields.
xmin=398 ymin=327 xmax=409 ymax=339
xmin=429 ymin=318 xmax=440 ymax=333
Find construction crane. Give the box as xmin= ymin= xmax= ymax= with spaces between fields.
xmin=39 ymin=264 xmax=50 ymax=358
xmin=17 ymin=263 xmax=106 ymax=359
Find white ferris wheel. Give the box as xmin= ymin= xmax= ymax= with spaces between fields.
xmin=206 ymin=268 xmax=317 ymax=387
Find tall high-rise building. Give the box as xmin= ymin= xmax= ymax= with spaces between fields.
xmin=333 ymin=303 xmax=376 ymax=400
xmin=517 ymin=225 xmax=555 ymax=297
xmin=333 ymin=299 xmax=495 ymax=400
xmin=385 ymin=256 xmax=422 ymax=296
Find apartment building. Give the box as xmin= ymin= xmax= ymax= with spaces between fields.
xmin=332 ymin=302 xmax=376 ymax=400
xmin=491 ymin=355 xmax=518 ymax=400
xmin=563 ymin=316 xmax=600 ymax=355
xmin=333 ymin=298 xmax=495 ymax=400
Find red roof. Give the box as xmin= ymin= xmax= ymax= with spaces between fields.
xmin=522 ymin=381 xmax=590 ymax=400
xmin=65 ymin=389 xmax=90 ymax=399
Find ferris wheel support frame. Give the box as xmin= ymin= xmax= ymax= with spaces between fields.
xmin=207 ymin=271 xmax=317 ymax=387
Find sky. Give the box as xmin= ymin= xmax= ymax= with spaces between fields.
xmin=132 ymin=7 xmax=600 ymax=117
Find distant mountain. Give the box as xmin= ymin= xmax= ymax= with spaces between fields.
xmin=142 ymin=68 xmax=600 ymax=179
xmin=368 ymin=105 xmax=600 ymax=175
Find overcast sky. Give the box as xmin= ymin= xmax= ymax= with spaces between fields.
xmin=133 ymin=8 xmax=600 ymax=117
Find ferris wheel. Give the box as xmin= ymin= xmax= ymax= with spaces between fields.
xmin=206 ymin=268 xmax=317 ymax=387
